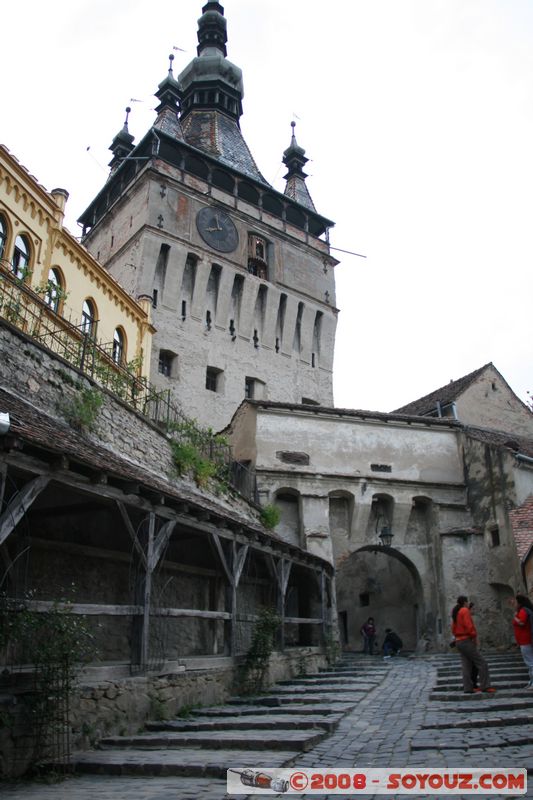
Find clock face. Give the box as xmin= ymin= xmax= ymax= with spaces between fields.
xmin=196 ymin=207 xmax=239 ymax=253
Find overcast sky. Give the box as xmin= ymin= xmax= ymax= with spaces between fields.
xmin=2 ymin=0 xmax=532 ymax=413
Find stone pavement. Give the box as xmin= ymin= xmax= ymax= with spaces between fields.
xmin=1 ymin=653 xmax=532 ymax=799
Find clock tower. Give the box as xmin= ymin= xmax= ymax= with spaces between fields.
xmin=78 ymin=2 xmax=338 ymax=430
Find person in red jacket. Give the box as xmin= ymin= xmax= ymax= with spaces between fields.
xmin=513 ymin=594 xmax=533 ymax=690
xmin=451 ymin=595 xmax=495 ymax=694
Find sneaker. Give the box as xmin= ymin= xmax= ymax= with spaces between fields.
xmin=524 ymin=684 xmax=533 ymax=692
xmin=483 ymin=687 xmax=496 ymax=694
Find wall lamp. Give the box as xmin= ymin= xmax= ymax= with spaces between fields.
xmin=375 ymin=512 xmax=394 ymax=548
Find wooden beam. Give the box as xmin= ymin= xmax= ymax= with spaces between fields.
xmin=17 ymin=600 xmax=232 ymax=619
xmin=116 ymin=501 xmax=147 ymax=568
xmin=210 ymin=532 xmax=233 ymax=585
xmin=3 ymin=452 xmax=335 ymax=574
xmin=233 ymin=543 xmax=249 ymax=588
xmin=150 ymin=519 xmax=176 ymax=571
xmin=0 ymin=475 xmax=50 ymax=547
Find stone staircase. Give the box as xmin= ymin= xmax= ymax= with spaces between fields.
xmin=68 ymin=654 xmax=389 ymax=779
xmin=412 ymin=652 xmax=533 ymax=768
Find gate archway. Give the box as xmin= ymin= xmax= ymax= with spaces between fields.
xmin=336 ymin=545 xmax=424 ymax=653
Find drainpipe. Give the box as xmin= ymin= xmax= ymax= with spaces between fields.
xmin=515 ymin=453 xmax=533 ymax=466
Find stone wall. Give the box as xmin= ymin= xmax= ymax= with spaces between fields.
xmin=0 ymin=648 xmax=326 ymax=778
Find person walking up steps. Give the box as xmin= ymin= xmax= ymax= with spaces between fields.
xmin=451 ymin=595 xmax=495 ymax=694
xmin=513 ymin=593 xmax=533 ymax=690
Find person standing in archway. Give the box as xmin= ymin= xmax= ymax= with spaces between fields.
xmin=451 ymin=596 xmax=495 ymax=694
xmin=361 ymin=617 xmax=376 ymax=655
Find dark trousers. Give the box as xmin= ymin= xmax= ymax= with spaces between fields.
xmin=456 ymin=639 xmax=490 ymax=691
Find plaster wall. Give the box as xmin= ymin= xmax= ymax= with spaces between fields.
xmin=83 ymin=168 xmax=337 ymax=429
xmin=457 ymin=367 xmax=533 ymax=437
xmin=254 ymin=409 xmax=463 ymax=484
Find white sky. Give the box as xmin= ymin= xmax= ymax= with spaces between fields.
xmin=2 ymin=0 xmax=532 ymax=413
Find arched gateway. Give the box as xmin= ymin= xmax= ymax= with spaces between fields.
xmin=336 ymin=545 xmax=425 ymax=653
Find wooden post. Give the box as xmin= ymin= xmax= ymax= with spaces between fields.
xmin=141 ymin=512 xmax=155 ymax=670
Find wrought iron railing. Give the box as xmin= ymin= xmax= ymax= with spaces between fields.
xmin=0 ymin=267 xmax=257 ymax=500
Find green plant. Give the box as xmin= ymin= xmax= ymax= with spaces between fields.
xmin=62 ymin=387 xmax=103 ymax=432
xmin=238 ymin=607 xmax=281 ymax=695
xmin=260 ymin=504 xmax=281 ymax=530
xmin=0 ymin=592 xmax=97 ymax=772
xmin=170 ymin=440 xmax=218 ymax=488
xmin=176 ymin=702 xmax=199 ymax=719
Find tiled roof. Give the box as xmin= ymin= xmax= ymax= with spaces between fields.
xmin=181 ymin=111 xmax=268 ymax=185
xmin=462 ymin=425 xmax=533 ymax=458
xmin=0 ymin=387 xmax=265 ymax=535
xmin=393 ymin=363 xmax=492 ymax=416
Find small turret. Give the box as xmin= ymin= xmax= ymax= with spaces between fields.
xmin=154 ymin=54 xmax=184 ymax=139
xmin=108 ymin=107 xmax=135 ymax=174
xmin=283 ymin=121 xmax=316 ymax=211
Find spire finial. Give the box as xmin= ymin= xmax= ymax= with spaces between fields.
xmin=124 ymin=106 xmax=131 ymax=128
xmin=168 ymin=53 xmax=175 ymax=75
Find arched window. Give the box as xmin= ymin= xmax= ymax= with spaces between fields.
xmin=12 ymin=234 xmax=31 ymax=279
xmin=0 ymin=215 xmax=7 ymax=261
xmin=112 ymin=327 xmax=126 ymax=364
xmin=81 ymin=299 xmax=97 ymax=336
xmin=44 ymin=268 xmax=63 ymax=313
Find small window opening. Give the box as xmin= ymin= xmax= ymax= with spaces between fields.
xmin=490 ymin=527 xmax=500 ymax=547
xmin=181 ymin=300 xmax=187 ymax=320
xmin=253 ymin=329 xmax=259 ymax=348
xmin=245 ymin=377 xmax=255 ymax=399
xmin=229 ymin=319 xmax=236 ymax=339
xmin=206 ymin=366 xmax=221 ymax=392
xmin=152 ymin=289 xmax=158 ymax=308
xmin=158 ymin=350 xmax=175 ymax=378
xmin=275 ymin=337 xmax=280 ymax=353
xmin=359 ymin=593 xmax=370 ymax=607
xmin=311 ymin=352 xmax=316 ymax=368
xmin=206 ymin=310 xmax=212 ymax=330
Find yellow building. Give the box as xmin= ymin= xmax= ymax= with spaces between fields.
xmin=0 ymin=144 xmax=153 ymax=386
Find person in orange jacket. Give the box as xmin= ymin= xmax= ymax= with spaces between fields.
xmin=512 ymin=594 xmax=533 ymax=690
xmin=451 ymin=595 xmax=495 ymax=694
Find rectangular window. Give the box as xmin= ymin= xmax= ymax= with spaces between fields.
xmin=245 ymin=377 xmax=254 ymax=399
xmin=359 ymin=592 xmax=370 ymax=607
xmin=490 ymin=527 xmax=500 ymax=547
xmin=206 ymin=367 xmax=220 ymax=392
xmin=158 ymin=350 xmax=175 ymax=377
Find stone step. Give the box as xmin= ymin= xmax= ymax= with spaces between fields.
xmin=430 ymin=689 xmax=530 ymax=702
xmin=70 ymin=747 xmax=296 ymax=778
xmin=412 ymin=723 xmax=533 ymax=751
xmin=429 ymin=697 xmax=533 ymax=714
xmin=227 ymin=692 xmax=363 ymax=707
xmin=99 ymin=727 xmax=324 ymax=752
xmin=266 ymin=683 xmax=373 ymax=695
xmin=422 ymin=711 xmax=533 ymax=730
xmin=437 ymin=664 xmax=527 ymax=676
xmin=198 ymin=701 xmax=357 ymax=717
xmin=276 ymin=679 xmax=381 ymax=693
xmin=435 ymin=679 xmax=528 ymax=691
xmin=146 ymin=712 xmax=343 ymax=733
xmin=276 ymin=677 xmax=380 ymax=688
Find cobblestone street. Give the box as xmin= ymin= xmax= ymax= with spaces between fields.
xmin=2 ymin=653 xmax=532 ymax=799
